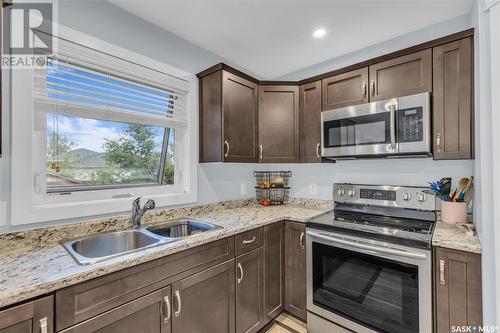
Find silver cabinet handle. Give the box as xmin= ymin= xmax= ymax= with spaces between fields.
xmin=174 ymin=290 xmax=182 ymax=318
xmin=371 ymin=80 xmax=375 ymax=96
xmin=237 ymin=262 xmax=244 ymax=284
xmin=362 ymin=82 xmax=367 ymax=99
xmin=436 ymin=132 xmax=442 ymax=153
xmin=316 ymin=143 xmax=320 ymax=158
xmin=439 ymin=259 xmax=446 ymax=285
xmin=162 ymin=295 xmax=171 ymax=324
xmin=224 ymin=140 xmax=229 ymax=158
xmin=40 ymin=317 xmax=48 ymax=333
xmin=242 ymin=236 xmax=256 ymax=245
xmin=259 ymin=144 xmax=263 ymax=159
xmin=300 ymin=232 xmax=305 ymax=249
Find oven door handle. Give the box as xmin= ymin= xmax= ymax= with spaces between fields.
xmin=307 ymin=231 xmax=428 ymax=260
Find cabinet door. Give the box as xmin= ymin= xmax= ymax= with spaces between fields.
xmin=369 ymin=49 xmax=432 ymax=101
xmin=284 ymin=222 xmax=307 ymax=321
xmin=258 ymin=86 xmax=299 ymax=163
xmin=263 ymin=222 xmax=285 ymax=322
xmin=235 ymin=248 xmax=264 ymax=333
xmin=0 ymin=295 xmax=53 ymax=333
xmin=171 ymin=260 xmax=235 ymax=333
xmin=223 ymin=71 xmax=259 ymax=162
xmin=299 ymin=81 xmax=322 ymax=163
xmin=434 ymin=247 xmax=482 ymax=333
xmin=59 ymin=287 xmax=171 ymax=333
xmin=321 ymin=67 xmax=368 ymax=110
xmin=432 ymin=37 xmax=473 ymax=160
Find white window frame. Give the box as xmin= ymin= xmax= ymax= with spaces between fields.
xmin=10 ymin=25 xmax=198 ymax=225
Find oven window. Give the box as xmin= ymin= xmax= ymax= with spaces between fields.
xmin=324 ymin=112 xmax=390 ymax=148
xmin=312 ymin=242 xmax=419 ymax=333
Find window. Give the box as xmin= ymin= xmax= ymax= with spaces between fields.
xmin=10 ymin=27 xmax=197 ymax=225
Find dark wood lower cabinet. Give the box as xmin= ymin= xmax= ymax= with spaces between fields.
xmin=59 ymin=287 xmax=171 ymax=333
xmin=263 ymin=222 xmax=285 ymax=321
xmin=171 ymin=260 xmax=235 ymax=333
xmin=284 ymin=222 xmax=307 ymax=322
xmin=0 ymin=295 xmax=53 ymax=333
xmin=434 ymin=247 xmax=482 ymax=333
xmin=235 ymin=248 xmax=264 ymax=333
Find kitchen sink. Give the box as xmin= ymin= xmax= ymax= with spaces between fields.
xmin=62 ymin=229 xmax=167 ymax=265
xmin=61 ymin=218 xmax=223 ymax=265
xmin=145 ymin=219 xmax=223 ymax=238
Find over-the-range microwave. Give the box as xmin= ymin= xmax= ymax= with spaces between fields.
xmin=321 ymin=92 xmax=431 ymax=159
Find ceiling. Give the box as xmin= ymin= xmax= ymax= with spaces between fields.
xmin=109 ymin=0 xmax=473 ymax=79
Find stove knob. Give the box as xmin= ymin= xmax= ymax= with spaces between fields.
xmin=402 ymin=193 xmax=412 ymax=201
xmin=348 ymin=189 xmax=356 ymax=197
xmin=417 ymin=193 xmax=427 ymax=202
xmin=337 ymin=189 xmax=345 ymax=196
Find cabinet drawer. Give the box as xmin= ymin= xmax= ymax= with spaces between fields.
xmin=56 ymin=237 xmax=234 ymax=331
xmin=235 ymin=228 xmax=263 ymax=256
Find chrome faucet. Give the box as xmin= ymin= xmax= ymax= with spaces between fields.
xmin=131 ymin=197 xmax=156 ymax=229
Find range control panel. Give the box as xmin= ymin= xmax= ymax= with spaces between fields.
xmin=359 ymin=189 xmax=396 ymax=201
xmin=333 ymin=183 xmax=436 ymax=211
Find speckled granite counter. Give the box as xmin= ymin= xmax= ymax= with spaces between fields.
xmin=0 ymin=198 xmax=330 ymax=309
xmin=432 ymin=221 xmax=482 ymax=254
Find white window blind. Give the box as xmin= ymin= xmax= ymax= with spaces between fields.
xmin=34 ymin=37 xmax=189 ymax=129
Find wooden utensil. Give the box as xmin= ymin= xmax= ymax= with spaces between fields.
xmin=454 ymin=178 xmax=469 ymax=202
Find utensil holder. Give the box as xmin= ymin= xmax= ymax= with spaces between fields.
xmin=441 ymin=201 xmax=468 ymax=224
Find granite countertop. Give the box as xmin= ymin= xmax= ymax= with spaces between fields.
xmin=0 ymin=197 xmax=482 ymax=309
xmin=0 ymin=198 xmax=330 ymax=309
xmin=432 ymin=221 xmax=482 ymax=254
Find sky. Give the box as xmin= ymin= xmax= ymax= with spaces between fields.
xmin=47 ymin=114 xmax=166 ymax=153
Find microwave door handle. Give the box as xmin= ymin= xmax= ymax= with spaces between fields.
xmin=390 ymin=105 xmax=396 ymax=151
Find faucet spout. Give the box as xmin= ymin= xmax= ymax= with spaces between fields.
xmin=131 ymin=197 xmax=156 ymax=228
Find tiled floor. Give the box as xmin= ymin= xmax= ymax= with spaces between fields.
xmin=263 ymin=313 xmax=307 ymax=333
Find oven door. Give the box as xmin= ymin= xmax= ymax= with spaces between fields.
xmin=321 ymin=98 xmax=398 ymax=158
xmin=306 ymin=229 xmax=431 ymax=333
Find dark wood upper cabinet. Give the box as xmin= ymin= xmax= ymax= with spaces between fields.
xmin=284 ymin=222 xmax=307 ymax=322
xmin=235 ymin=248 xmax=264 ymax=333
xmin=171 ymin=260 xmax=235 ymax=333
xmin=434 ymin=247 xmax=482 ymax=333
xmin=59 ymin=287 xmax=171 ymax=333
xmin=258 ymin=85 xmax=299 ymax=163
xmin=321 ymin=67 xmax=368 ymax=110
xmin=263 ymin=222 xmax=285 ymax=322
xmin=432 ymin=37 xmax=473 ymax=160
xmin=369 ymin=49 xmax=432 ymax=101
xmin=199 ymin=69 xmax=258 ymax=163
xmin=299 ymin=81 xmax=322 ymax=163
xmin=0 ymin=295 xmax=53 ymax=333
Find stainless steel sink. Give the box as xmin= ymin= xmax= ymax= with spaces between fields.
xmin=62 ymin=229 xmax=166 ymax=265
xmin=145 ymin=219 xmax=223 ymax=238
xmin=61 ymin=218 xmax=223 ymax=265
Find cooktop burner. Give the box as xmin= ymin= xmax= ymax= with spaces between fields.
xmin=334 ymin=211 xmax=433 ymax=234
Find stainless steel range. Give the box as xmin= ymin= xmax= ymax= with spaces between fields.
xmin=306 ymin=184 xmax=436 ymax=333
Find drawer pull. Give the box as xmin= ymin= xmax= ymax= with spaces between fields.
xmin=259 ymin=145 xmax=263 ymax=159
xmin=242 ymin=236 xmax=256 ymax=245
xmin=174 ymin=290 xmax=182 ymax=318
xmin=162 ymin=295 xmax=171 ymax=323
xmin=439 ymin=259 xmax=446 ymax=285
xmin=237 ymin=262 xmax=244 ymax=284
xmin=300 ymin=232 xmax=305 ymax=249
xmin=436 ymin=132 xmax=442 ymax=153
xmin=316 ymin=143 xmax=320 ymax=158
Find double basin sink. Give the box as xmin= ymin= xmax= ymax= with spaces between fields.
xmin=62 ymin=219 xmax=223 ymax=265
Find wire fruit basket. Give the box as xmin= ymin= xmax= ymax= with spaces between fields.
xmin=254 ymin=171 xmax=292 ymax=206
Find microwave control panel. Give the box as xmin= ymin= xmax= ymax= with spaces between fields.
xmin=398 ymin=107 xmax=424 ymax=143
